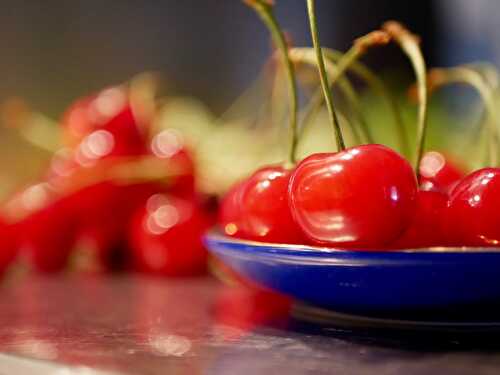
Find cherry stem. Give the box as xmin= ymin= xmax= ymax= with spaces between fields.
xmin=321 ymin=48 xmax=408 ymax=157
xmin=427 ymin=67 xmax=499 ymax=167
xmin=292 ymin=31 xmax=392 ymax=148
xmin=129 ymin=72 xmax=160 ymax=139
xmin=0 ymin=98 xmax=60 ymax=153
xmin=289 ymin=49 xmax=366 ymax=145
xmin=468 ymin=62 xmax=500 ymax=89
xmin=245 ymin=0 xmax=299 ymax=165
xmin=383 ymin=21 xmax=427 ymax=174
xmin=306 ymin=0 xmax=345 ymax=151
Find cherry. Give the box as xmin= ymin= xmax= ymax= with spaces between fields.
xmin=218 ymin=179 xmax=246 ymax=239
xmin=447 ymin=168 xmax=500 ymax=247
xmin=44 ymin=121 xmax=196 ymax=270
xmin=0 ymin=219 xmax=17 ymax=275
xmin=19 ymin=193 xmax=78 ymax=272
xmin=61 ymin=86 xmax=148 ymax=156
xmin=289 ymin=144 xmax=418 ymax=248
xmin=390 ymin=189 xmax=448 ymax=248
xmin=219 ymin=165 xmax=304 ymax=244
xmin=218 ymin=1 xmax=303 ymax=245
xmin=129 ymin=194 xmax=212 ymax=276
xmin=419 ymin=151 xmax=465 ymax=193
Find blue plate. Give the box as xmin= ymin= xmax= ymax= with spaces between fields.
xmin=205 ymin=232 xmax=500 ymax=321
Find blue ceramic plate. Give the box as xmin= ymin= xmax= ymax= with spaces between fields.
xmin=205 ymin=232 xmax=500 ymax=321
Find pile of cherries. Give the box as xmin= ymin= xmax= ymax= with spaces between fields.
xmin=219 ymin=134 xmax=500 ymax=250
xmin=219 ymin=1 xmax=500 ymax=251
xmin=0 ymin=84 xmax=214 ymax=276
xmin=0 ymin=0 xmax=499 ymax=285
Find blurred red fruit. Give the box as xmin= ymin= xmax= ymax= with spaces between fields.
xmin=419 ymin=151 xmax=465 ymax=193
xmin=129 ymin=194 xmax=212 ymax=276
xmin=61 ymin=87 xmax=148 ymax=156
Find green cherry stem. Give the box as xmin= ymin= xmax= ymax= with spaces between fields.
xmin=306 ymin=0 xmax=345 ymax=151
xmin=292 ymin=31 xmax=391 ymax=147
xmin=289 ymin=48 xmax=366 ymax=144
xmin=383 ymin=21 xmax=428 ymax=174
xmin=0 ymin=98 xmax=60 ymax=152
xmin=322 ymin=48 xmax=409 ymax=157
xmin=427 ymin=67 xmax=499 ymax=167
xmin=245 ymin=0 xmax=299 ymax=165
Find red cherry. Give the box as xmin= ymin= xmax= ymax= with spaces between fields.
xmin=219 ymin=180 xmax=246 ymax=238
xmin=447 ymin=168 xmax=500 ymax=246
xmin=219 ymin=165 xmax=304 ymax=244
xmin=289 ymin=144 xmax=418 ymax=248
xmin=0 ymin=219 xmax=17 ymax=274
xmin=69 ymin=182 xmax=158 ymax=270
xmin=62 ymin=87 xmax=148 ymax=156
xmin=45 ymin=125 xmax=196 ymax=270
xmin=390 ymin=189 xmax=448 ymax=249
xmin=129 ymin=194 xmax=211 ymax=276
xmin=419 ymin=151 xmax=465 ymax=193
xmin=20 ymin=195 xmax=78 ymax=272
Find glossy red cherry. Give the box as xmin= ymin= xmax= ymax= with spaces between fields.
xmin=447 ymin=168 xmax=500 ymax=246
xmin=289 ymin=144 xmax=418 ymax=248
xmin=129 ymin=194 xmax=211 ymax=276
xmin=219 ymin=180 xmax=246 ymax=238
xmin=419 ymin=151 xmax=465 ymax=193
xmin=390 ymin=189 xmax=448 ymax=249
xmin=219 ymin=165 xmax=304 ymax=244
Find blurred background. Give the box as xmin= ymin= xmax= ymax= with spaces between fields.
xmin=2 ymin=0 xmax=499 ymax=115
xmin=0 ymin=0 xmax=498 ymax=193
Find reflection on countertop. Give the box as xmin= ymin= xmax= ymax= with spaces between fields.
xmin=0 ymin=275 xmax=500 ymax=374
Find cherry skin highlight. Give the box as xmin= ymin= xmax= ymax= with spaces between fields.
xmin=390 ymin=189 xmax=448 ymax=249
xmin=289 ymin=144 xmax=418 ymax=248
xmin=447 ymin=168 xmax=500 ymax=247
xmin=129 ymin=194 xmax=211 ymax=276
xmin=419 ymin=151 xmax=465 ymax=193
xmin=219 ymin=165 xmax=305 ymax=244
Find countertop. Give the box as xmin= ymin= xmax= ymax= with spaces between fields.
xmin=0 ymin=275 xmax=500 ymax=374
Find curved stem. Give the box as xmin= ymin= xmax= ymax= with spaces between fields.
xmin=245 ymin=0 xmax=299 ymax=165
xmin=383 ymin=21 xmax=428 ymax=174
xmin=427 ymin=67 xmax=499 ymax=167
xmin=0 ymin=98 xmax=60 ymax=152
xmin=321 ymin=48 xmax=409 ymax=156
xmin=291 ymin=31 xmax=394 ymax=148
xmin=306 ymin=0 xmax=345 ymax=151
xmin=290 ymin=49 xmax=367 ymax=145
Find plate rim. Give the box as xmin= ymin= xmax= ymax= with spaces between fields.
xmin=205 ymin=230 xmax=500 ymax=255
